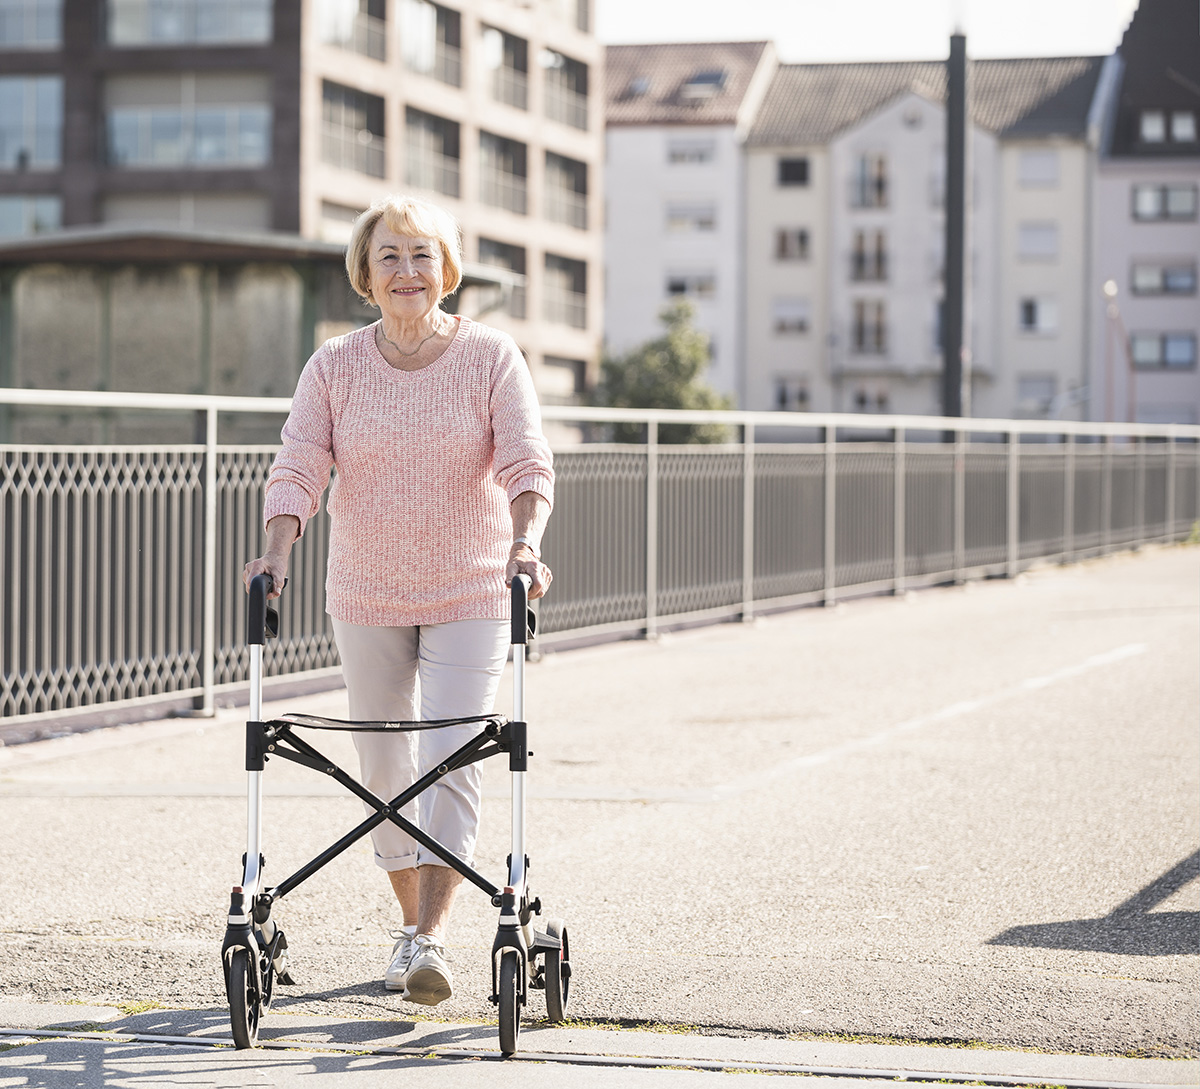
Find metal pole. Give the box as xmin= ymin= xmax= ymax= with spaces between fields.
xmin=942 ymin=33 xmax=967 ymax=419
xmin=742 ymin=419 xmax=755 ymax=621
xmin=1006 ymin=431 xmax=1019 ymax=579
xmin=824 ymin=425 xmax=837 ymax=606
xmin=645 ymin=420 xmax=658 ymax=640
xmin=201 ymin=405 xmax=218 ymax=716
xmin=1135 ymin=434 xmax=1145 ymax=548
xmin=1064 ymin=433 xmax=1075 ymax=562
xmin=954 ymin=429 xmax=967 ymax=580
xmin=1165 ymin=432 xmax=1176 ymax=541
xmin=1102 ymin=435 xmax=1113 ymax=556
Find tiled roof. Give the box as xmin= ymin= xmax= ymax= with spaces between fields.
xmin=606 ymin=41 xmax=772 ymax=126
xmin=748 ymin=55 xmax=1106 ymax=145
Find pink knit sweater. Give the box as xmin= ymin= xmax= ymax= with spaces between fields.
xmin=263 ymin=317 xmax=554 ymax=626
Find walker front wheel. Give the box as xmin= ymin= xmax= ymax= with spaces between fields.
xmin=497 ymin=949 xmax=522 ymax=1056
xmin=227 ymin=948 xmax=261 ymax=1049
xmin=543 ymin=918 xmax=570 ymax=1023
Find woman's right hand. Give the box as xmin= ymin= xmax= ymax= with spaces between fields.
xmin=242 ymin=554 xmax=288 ymax=599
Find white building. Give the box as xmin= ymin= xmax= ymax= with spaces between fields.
xmin=1088 ymin=0 xmax=1200 ymax=424
xmin=743 ymin=56 xmax=1107 ymax=419
xmin=604 ymin=41 xmax=776 ymax=398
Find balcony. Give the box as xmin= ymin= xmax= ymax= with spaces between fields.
xmin=480 ymin=169 xmax=526 ymax=215
xmin=405 ymin=39 xmax=462 ymax=87
xmin=544 ymin=288 xmax=586 ymax=329
xmin=323 ymin=11 xmax=386 ymax=61
xmin=850 ymin=252 xmax=888 ymax=282
xmin=545 ymin=84 xmax=587 ymax=130
xmin=406 ymin=148 xmax=459 ymax=198
xmin=321 ymin=122 xmax=385 ymax=178
xmin=489 ymin=66 xmax=528 ymax=110
xmin=545 ymin=187 xmax=586 ymax=229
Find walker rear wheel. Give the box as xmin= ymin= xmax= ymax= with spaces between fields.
xmin=497 ymin=949 xmax=522 ymax=1056
xmin=543 ymin=918 xmax=570 ymax=1023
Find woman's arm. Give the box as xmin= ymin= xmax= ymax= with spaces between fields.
xmin=506 ymin=491 xmax=552 ymax=600
xmin=243 ymin=514 xmax=300 ymax=599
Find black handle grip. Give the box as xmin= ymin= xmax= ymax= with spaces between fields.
xmin=248 ymin=573 xmax=280 ymax=645
xmin=511 ymin=574 xmax=531 ymax=645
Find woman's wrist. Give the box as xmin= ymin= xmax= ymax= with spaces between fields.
xmin=510 ymin=535 xmax=540 ymax=559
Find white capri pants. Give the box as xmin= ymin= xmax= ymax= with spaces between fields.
xmin=331 ymin=617 xmax=509 ymax=872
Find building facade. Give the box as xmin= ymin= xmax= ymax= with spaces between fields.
xmin=603 ymin=41 xmax=776 ymax=398
xmin=0 ymin=0 xmax=604 ymax=402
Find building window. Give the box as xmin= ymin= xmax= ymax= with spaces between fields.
xmin=0 ymin=0 xmax=61 ymax=48
xmin=679 ymin=69 xmax=725 ymax=101
xmin=478 ymin=237 xmax=526 ymax=318
xmin=405 ymin=107 xmax=459 ymax=197
xmin=545 ymin=152 xmax=587 ymax=229
xmin=851 ymin=229 xmax=887 ymax=281
xmin=1133 ymin=184 xmax=1198 ymax=221
xmin=107 ymin=0 xmax=271 ymax=45
xmin=1017 ymin=375 xmax=1056 ymax=416
xmin=318 ymin=0 xmax=386 ymax=62
xmin=400 ymin=0 xmax=461 ymax=85
xmin=666 ymin=272 xmax=715 ymax=300
xmin=1140 ymin=110 xmax=1166 ymax=143
xmin=321 ymin=81 xmax=384 ymax=177
xmin=1018 ymin=296 xmax=1058 ymax=334
xmin=772 ymin=297 xmax=810 ymax=334
xmin=1172 ymin=111 xmax=1197 ymax=143
xmin=1018 ymin=148 xmax=1059 ymax=187
xmin=1132 ymin=263 xmax=1197 ymax=296
xmin=544 ymin=253 xmax=586 ymax=328
xmin=542 ymin=49 xmax=588 ymax=130
xmin=1130 ymin=333 xmax=1197 ymax=369
xmin=0 ymin=75 xmax=61 ymax=170
xmin=777 ymin=157 xmax=808 ymax=186
xmin=0 ymin=193 xmax=60 ymax=236
xmin=541 ymin=355 xmax=586 ymax=405
xmin=773 ymin=376 xmax=808 ymax=411
xmin=850 ymin=154 xmax=887 ymax=208
xmin=668 ymin=139 xmax=714 ymax=164
xmin=482 ymin=24 xmax=527 ymax=108
xmin=775 ymin=227 xmax=809 ymax=261
xmin=851 ymin=299 xmax=886 ymax=353
xmin=108 ymin=101 xmax=271 ymax=168
xmin=665 ymin=201 xmax=715 ymax=232
xmin=1017 ymin=221 xmax=1059 ymax=260
xmin=479 ymin=131 xmax=527 ymax=214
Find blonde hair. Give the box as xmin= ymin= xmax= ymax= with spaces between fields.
xmin=345 ymin=195 xmax=463 ymax=306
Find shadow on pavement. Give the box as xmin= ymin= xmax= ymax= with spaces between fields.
xmin=988 ymin=850 xmax=1200 ymax=956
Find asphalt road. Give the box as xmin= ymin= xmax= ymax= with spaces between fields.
xmin=0 ymin=545 xmax=1196 ymax=1068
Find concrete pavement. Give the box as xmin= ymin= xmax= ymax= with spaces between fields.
xmin=0 ymin=544 xmax=1197 ymax=1086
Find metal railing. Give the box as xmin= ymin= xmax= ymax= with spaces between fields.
xmin=1 ymin=388 xmax=1197 ymax=722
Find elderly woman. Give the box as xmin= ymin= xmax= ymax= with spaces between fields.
xmin=243 ymin=194 xmax=554 ymax=1008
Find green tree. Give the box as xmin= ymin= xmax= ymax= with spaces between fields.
xmin=591 ymin=299 xmax=734 ymax=444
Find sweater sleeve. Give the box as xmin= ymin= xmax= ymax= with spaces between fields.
xmin=489 ymin=340 xmax=554 ymax=508
xmin=263 ymin=348 xmax=335 ymax=537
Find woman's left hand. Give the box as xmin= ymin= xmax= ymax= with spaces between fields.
xmin=506 ymin=544 xmax=552 ymax=600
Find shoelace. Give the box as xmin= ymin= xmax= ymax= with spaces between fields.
xmin=412 ymin=935 xmax=449 ymax=960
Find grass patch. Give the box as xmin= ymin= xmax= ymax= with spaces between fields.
xmin=115 ymin=1000 xmax=162 ymax=1018
xmin=547 ymin=1016 xmax=705 ymax=1036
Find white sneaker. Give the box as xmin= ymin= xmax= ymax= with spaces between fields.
xmin=384 ymin=926 xmax=417 ymax=991
xmin=402 ymin=934 xmax=453 ymax=1006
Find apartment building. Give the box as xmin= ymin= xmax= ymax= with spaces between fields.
xmin=604 ymin=41 xmax=776 ymax=398
xmin=0 ymin=0 xmax=604 ymax=403
xmin=1089 ymin=0 xmax=1199 ymax=425
xmin=743 ymin=56 xmax=1105 ymax=419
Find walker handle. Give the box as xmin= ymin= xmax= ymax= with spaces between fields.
xmin=511 ymin=574 xmax=533 ymax=646
xmin=248 ymin=573 xmax=280 ymax=645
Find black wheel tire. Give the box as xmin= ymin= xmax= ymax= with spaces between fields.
xmin=227 ymin=949 xmax=260 ymax=1049
xmin=498 ymin=949 xmax=521 ymax=1056
xmin=544 ymin=918 xmax=570 ymax=1023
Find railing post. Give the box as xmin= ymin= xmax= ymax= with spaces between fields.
xmin=1102 ymin=435 xmax=1113 ymax=556
xmin=1165 ymin=431 xmax=1176 ymax=541
xmin=1134 ymin=433 xmax=1146 ymax=548
xmin=824 ymin=423 xmax=836 ymax=606
xmin=742 ymin=419 xmax=755 ymax=622
xmin=645 ymin=419 xmax=658 ymax=640
xmin=200 ymin=404 xmax=218 ymax=716
xmin=954 ymin=428 xmax=967 ymax=581
xmin=894 ymin=426 xmax=906 ymax=595
xmin=1006 ymin=430 xmax=1019 ymax=579
xmin=1063 ymin=432 xmax=1075 ymax=562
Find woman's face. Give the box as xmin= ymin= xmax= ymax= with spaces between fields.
xmin=368 ymin=220 xmax=444 ymax=323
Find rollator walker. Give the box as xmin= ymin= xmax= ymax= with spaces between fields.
xmin=220 ymin=573 xmax=572 ymax=1056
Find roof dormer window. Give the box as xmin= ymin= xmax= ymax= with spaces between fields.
xmin=1140 ymin=110 xmax=1166 ymax=142
xmin=1172 ymin=111 xmax=1197 ymax=142
xmin=680 ymin=69 xmax=726 ymax=101
xmin=624 ymin=75 xmax=650 ymax=99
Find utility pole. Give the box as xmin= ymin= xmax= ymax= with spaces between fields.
xmin=941 ymin=32 xmax=967 ymax=419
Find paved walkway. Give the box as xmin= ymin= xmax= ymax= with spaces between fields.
xmin=1 ymin=546 xmax=1197 ymax=1086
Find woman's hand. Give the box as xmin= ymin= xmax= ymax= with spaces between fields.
xmin=242 ymin=515 xmax=300 ymax=599
xmin=506 ymin=544 xmax=552 ymax=600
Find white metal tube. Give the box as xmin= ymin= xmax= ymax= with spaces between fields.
xmin=509 ymin=645 xmax=526 ymax=894
xmin=244 ymin=643 xmax=264 ymax=898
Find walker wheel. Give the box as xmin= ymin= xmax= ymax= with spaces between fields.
xmin=543 ymin=918 xmax=570 ymax=1023
xmin=226 ymin=948 xmax=261 ymax=1049
xmin=497 ymin=949 xmax=522 ymax=1056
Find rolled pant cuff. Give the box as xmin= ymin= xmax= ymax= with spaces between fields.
xmin=374 ymin=851 xmax=419 ymax=872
